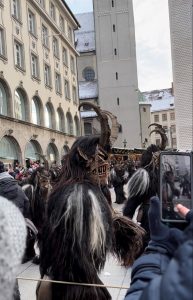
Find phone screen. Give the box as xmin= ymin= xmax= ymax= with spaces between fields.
xmin=160 ymin=153 xmax=192 ymax=222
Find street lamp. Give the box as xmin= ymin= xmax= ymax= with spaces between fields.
xmin=123 ymin=139 xmax=127 ymax=148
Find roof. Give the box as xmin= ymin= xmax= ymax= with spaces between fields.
xmin=79 ymin=81 xmax=98 ymax=99
xmin=80 ymin=111 xmax=97 ymax=118
xmin=141 ymin=88 xmax=175 ymax=113
xmin=75 ymin=12 xmax=95 ymax=52
xmin=61 ymin=1 xmax=80 ymax=28
xmin=150 ymin=98 xmax=174 ymax=113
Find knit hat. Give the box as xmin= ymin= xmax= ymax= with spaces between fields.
xmin=0 ymin=196 xmax=27 ymax=300
xmin=0 ymin=161 xmax=4 ymax=173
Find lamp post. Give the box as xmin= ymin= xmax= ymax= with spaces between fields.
xmin=123 ymin=139 xmax=127 ymax=148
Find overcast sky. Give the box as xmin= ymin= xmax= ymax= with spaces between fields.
xmin=66 ymin=0 xmax=173 ymax=92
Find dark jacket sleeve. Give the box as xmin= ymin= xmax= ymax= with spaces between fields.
xmin=125 ymin=240 xmax=193 ymax=300
xmin=124 ymin=246 xmax=171 ymax=300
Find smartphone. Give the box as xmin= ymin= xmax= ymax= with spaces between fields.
xmin=159 ymin=151 xmax=192 ymax=223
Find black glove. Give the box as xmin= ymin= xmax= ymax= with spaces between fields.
xmin=148 ymin=196 xmax=184 ymax=255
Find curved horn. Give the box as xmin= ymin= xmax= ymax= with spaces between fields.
xmin=35 ymin=153 xmax=49 ymax=170
xmin=148 ymin=123 xmax=163 ymax=129
xmin=149 ymin=127 xmax=167 ymax=150
xmin=79 ymin=102 xmax=111 ymax=148
xmin=101 ymin=110 xmax=120 ymax=145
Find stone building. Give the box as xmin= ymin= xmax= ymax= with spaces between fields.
xmin=75 ymin=0 xmax=141 ymax=149
xmin=168 ymin=0 xmax=192 ymax=150
xmin=142 ymin=88 xmax=177 ymax=149
xmin=0 ymin=0 xmax=80 ymax=165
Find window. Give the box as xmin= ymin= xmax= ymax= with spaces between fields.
xmin=170 ymin=112 xmax=175 ymax=120
xmin=84 ymin=122 xmax=92 ymax=136
xmin=143 ymin=107 xmax=146 ymax=112
xmin=0 ymin=28 xmax=6 ymax=57
xmin=55 ymin=72 xmax=62 ymax=94
xmin=12 ymin=0 xmax=20 ymax=20
xmin=112 ymin=0 xmax=114 ymax=7
xmin=28 ymin=10 xmax=36 ymax=35
xmin=156 ymin=139 xmax=160 ymax=146
xmin=116 ymin=72 xmax=118 ymax=80
xmin=68 ymin=25 xmax=73 ymax=42
xmin=117 ymin=97 xmax=119 ymax=106
xmin=74 ymin=116 xmax=79 ymax=136
xmin=56 ymin=109 xmax=63 ymax=131
xmin=42 ymin=25 xmax=49 ymax=47
xmin=64 ymin=79 xmax=70 ymax=99
xmin=32 ymin=97 xmax=41 ymax=125
xmin=31 ymin=53 xmax=39 ymax=78
xmin=62 ymin=47 xmax=68 ymax=66
xmin=154 ymin=114 xmax=159 ymax=122
xmin=114 ymin=48 xmax=117 ymax=55
xmin=66 ymin=112 xmax=73 ymax=135
xmin=50 ymin=2 xmax=55 ymax=21
xmin=45 ymin=104 xmax=52 ymax=128
xmin=44 ymin=64 xmax=51 ymax=87
xmin=53 ymin=37 xmax=59 ymax=58
xmin=0 ymin=81 xmax=8 ymax=116
xmin=162 ymin=113 xmax=167 ymax=121
xmin=171 ymin=125 xmax=176 ymax=133
xmin=14 ymin=40 xmax=24 ymax=69
xmin=172 ymin=138 xmax=177 ymax=145
xmin=14 ymin=89 xmax=26 ymax=120
xmin=113 ymin=24 xmax=116 ymax=32
xmin=59 ymin=15 xmax=65 ymax=33
xmin=38 ymin=0 xmax=45 ymax=7
xmin=70 ymin=55 xmax=75 ymax=73
xmin=72 ymin=86 xmax=77 ymax=103
xmin=82 ymin=67 xmax=95 ymax=81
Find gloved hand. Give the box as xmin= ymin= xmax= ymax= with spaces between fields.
xmin=148 ymin=196 xmax=184 ymax=255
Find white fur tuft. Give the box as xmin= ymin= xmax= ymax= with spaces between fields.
xmin=128 ymin=168 xmax=149 ymax=199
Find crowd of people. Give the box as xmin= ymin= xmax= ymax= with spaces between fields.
xmin=0 ymin=118 xmax=193 ymax=300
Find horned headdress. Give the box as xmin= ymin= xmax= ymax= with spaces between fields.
xmin=38 ymin=103 xmax=145 ymax=300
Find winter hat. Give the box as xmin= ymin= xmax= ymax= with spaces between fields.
xmin=0 ymin=196 xmax=27 ymax=300
xmin=0 ymin=161 xmax=4 ymax=173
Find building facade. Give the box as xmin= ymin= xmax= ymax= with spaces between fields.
xmin=142 ymin=88 xmax=177 ymax=149
xmin=0 ymin=0 xmax=80 ymax=165
xmin=76 ymin=0 xmax=141 ymax=148
xmin=168 ymin=0 xmax=193 ymax=150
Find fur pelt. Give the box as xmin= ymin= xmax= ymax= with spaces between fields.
xmin=39 ymin=182 xmax=113 ymax=300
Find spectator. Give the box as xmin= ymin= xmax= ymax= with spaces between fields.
xmin=0 ymin=161 xmax=31 ymax=218
xmin=125 ymin=197 xmax=193 ymax=300
xmin=0 ymin=196 xmax=27 ymax=300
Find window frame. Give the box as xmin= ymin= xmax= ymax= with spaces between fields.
xmin=50 ymin=2 xmax=56 ymax=21
xmin=44 ymin=63 xmax=52 ymax=87
xmin=0 ymin=26 xmax=6 ymax=58
xmin=53 ymin=36 xmax=59 ymax=58
xmin=42 ymin=24 xmax=49 ymax=48
xmin=55 ymin=72 xmax=62 ymax=94
xmin=62 ymin=47 xmax=68 ymax=66
xmin=12 ymin=0 xmax=21 ymax=21
xmin=70 ymin=55 xmax=75 ymax=74
xmin=14 ymin=39 xmax=25 ymax=70
xmin=64 ymin=79 xmax=70 ymax=100
xmin=31 ymin=52 xmax=39 ymax=79
xmin=28 ymin=9 xmax=36 ymax=36
xmin=154 ymin=114 xmax=159 ymax=122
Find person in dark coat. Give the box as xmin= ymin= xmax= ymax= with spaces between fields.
xmin=0 ymin=161 xmax=31 ymax=218
xmin=124 ymin=196 xmax=193 ymax=300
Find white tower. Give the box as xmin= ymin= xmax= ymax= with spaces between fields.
xmin=93 ymin=0 xmax=141 ymax=148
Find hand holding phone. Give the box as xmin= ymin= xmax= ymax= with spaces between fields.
xmin=160 ymin=152 xmax=192 ymax=223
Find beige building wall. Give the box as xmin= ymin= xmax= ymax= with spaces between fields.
xmin=93 ymin=0 xmax=141 ymax=148
xmin=168 ymin=0 xmax=193 ymax=150
xmin=0 ymin=0 xmax=80 ymax=165
xmin=150 ymin=109 xmax=177 ymax=149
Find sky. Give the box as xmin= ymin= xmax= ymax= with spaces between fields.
xmin=66 ymin=0 xmax=173 ymax=92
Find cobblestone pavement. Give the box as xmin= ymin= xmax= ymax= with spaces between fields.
xmin=17 ymin=187 xmax=131 ymax=300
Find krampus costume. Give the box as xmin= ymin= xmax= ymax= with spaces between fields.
xmin=123 ymin=123 xmax=168 ymax=248
xmin=37 ymin=103 xmax=145 ymax=300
